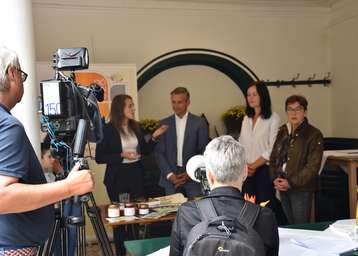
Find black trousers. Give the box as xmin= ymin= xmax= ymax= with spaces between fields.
xmin=242 ymin=165 xmax=288 ymax=225
xmin=105 ymin=162 xmax=144 ymax=256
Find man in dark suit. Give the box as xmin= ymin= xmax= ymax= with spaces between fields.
xmin=155 ymin=87 xmax=209 ymax=197
xmin=170 ymin=136 xmax=279 ymax=256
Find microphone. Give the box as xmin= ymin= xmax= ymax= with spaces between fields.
xmin=186 ymin=155 xmax=206 ymax=183
xmin=186 ymin=155 xmax=210 ymax=195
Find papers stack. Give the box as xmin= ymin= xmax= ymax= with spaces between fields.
xmin=279 ymin=219 xmax=358 ymax=256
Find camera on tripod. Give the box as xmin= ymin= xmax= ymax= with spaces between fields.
xmin=40 ymin=47 xmax=103 ymax=143
xmin=39 ymin=48 xmax=114 ymax=256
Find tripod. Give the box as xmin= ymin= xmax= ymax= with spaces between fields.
xmin=41 ymin=192 xmax=113 ymax=256
xmin=40 ymin=119 xmax=113 ymax=256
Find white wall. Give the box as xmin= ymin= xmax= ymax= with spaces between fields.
xmin=330 ymin=0 xmax=358 ymax=137
xmin=33 ymin=0 xmax=333 ymax=137
xmin=31 ymin=0 xmax=358 ymax=239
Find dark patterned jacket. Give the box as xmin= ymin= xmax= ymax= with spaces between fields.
xmin=269 ymin=119 xmax=323 ymax=191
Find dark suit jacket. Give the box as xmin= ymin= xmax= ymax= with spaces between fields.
xmin=155 ymin=112 xmax=209 ymax=189
xmin=95 ymin=122 xmax=154 ymax=188
xmin=170 ymin=187 xmax=279 ymax=256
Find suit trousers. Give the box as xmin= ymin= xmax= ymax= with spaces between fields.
xmin=105 ymin=162 xmax=144 ymax=256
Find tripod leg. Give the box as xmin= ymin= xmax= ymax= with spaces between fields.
xmin=43 ymin=218 xmax=61 ymax=256
xmin=85 ymin=193 xmax=114 ymax=256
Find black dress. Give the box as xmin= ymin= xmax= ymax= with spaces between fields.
xmin=95 ymin=122 xmax=155 ymax=256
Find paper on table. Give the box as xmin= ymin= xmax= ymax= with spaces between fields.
xmin=326 ymin=219 xmax=356 ymax=240
xmin=153 ymin=193 xmax=188 ymax=205
xmin=279 ymin=227 xmax=358 ymax=255
xmin=146 ymin=246 xmax=170 ymax=256
xmin=105 ymin=216 xmax=138 ymax=223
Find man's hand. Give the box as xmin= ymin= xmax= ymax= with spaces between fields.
xmin=168 ymin=172 xmax=190 ymax=188
xmin=273 ymin=177 xmax=290 ymax=191
xmin=65 ymin=163 xmax=94 ymax=196
xmin=174 ymin=172 xmax=190 ymax=188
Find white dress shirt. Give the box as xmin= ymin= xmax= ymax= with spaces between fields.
xmin=239 ymin=112 xmax=280 ymax=164
xmin=175 ymin=112 xmax=188 ymax=167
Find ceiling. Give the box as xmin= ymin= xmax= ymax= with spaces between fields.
xmin=33 ymin=0 xmax=341 ymax=8
xmin=152 ymin=0 xmax=338 ymax=7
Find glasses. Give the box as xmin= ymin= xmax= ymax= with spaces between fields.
xmin=287 ymin=107 xmax=304 ymax=114
xmin=15 ymin=67 xmax=28 ymax=82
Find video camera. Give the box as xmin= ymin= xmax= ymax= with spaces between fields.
xmin=186 ymin=155 xmax=210 ymax=195
xmin=40 ymin=48 xmax=103 ymax=143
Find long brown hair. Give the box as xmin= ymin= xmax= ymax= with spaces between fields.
xmin=109 ymin=94 xmax=139 ymax=136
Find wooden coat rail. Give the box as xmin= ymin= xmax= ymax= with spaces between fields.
xmin=264 ymin=73 xmax=331 ymax=87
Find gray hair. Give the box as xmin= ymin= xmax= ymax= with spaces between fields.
xmin=203 ymin=135 xmax=246 ymax=183
xmin=0 ymin=46 xmax=20 ymax=91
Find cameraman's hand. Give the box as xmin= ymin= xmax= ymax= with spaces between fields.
xmin=65 ymin=163 xmax=94 ymax=196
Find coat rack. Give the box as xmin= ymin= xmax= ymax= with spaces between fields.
xmin=264 ymin=73 xmax=331 ymax=87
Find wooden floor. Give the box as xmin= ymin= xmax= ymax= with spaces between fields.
xmin=86 ymin=243 xmax=119 ymax=256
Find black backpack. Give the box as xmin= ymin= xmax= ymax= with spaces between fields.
xmin=183 ymin=198 xmax=265 ymax=256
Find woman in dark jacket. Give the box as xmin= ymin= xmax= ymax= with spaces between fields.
xmin=96 ymin=94 xmax=167 ymax=256
xmin=270 ymin=95 xmax=323 ymax=224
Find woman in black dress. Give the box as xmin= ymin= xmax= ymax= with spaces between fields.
xmin=96 ymin=94 xmax=167 ymax=256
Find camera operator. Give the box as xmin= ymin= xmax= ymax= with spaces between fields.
xmin=0 ymin=46 xmax=94 ymax=255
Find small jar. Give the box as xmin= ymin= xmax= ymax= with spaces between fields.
xmin=124 ymin=203 xmax=136 ymax=216
xmin=108 ymin=204 xmax=120 ymax=218
xmin=138 ymin=203 xmax=149 ymax=215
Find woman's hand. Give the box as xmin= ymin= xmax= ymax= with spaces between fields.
xmin=121 ymin=152 xmax=140 ymax=160
xmin=273 ymin=178 xmax=290 ymax=191
xmin=152 ymin=125 xmax=169 ymax=140
xmin=247 ymin=164 xmax=257 ymax=176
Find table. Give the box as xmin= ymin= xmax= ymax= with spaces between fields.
xmin=100 ymin=204 xmax=176 ymax=240
xmin=100 ymin=205 xmax=177 ymax=227
xmin=325 ymin=153 xmax=358 ymax=218
xmin=124 ymin=222 xmax=357 ymax=256
xmin=125 ymin=236 xmax=170 ymax=256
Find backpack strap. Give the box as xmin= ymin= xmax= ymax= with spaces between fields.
xmin=237 ymin=201 xmax=260 ymax=227
xmin=195 ymin=198 xmax=218 ymax=221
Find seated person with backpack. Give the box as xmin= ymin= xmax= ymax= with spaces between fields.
xmin=170 ymin=135 xmax=279 ymax=256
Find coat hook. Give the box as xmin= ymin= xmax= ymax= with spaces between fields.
xmin=293 ymin=73 xmax=300 ymax=81
xmin=291 ymin=73 xmax=300 ymax=87
xmin=276 ymin=80 xmax=280 ymax=88
xmin=307 ymin=74 xmax=316 ymax=87
xmin=323 ymin=72 xmax=331 ymax=86
xmin=323 ymin=72 xmax=331 ymax=80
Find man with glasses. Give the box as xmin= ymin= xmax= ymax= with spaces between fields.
xmin=0 ymin=46 xmax=94 ymax=255
xmin=269 ymin=95 xmax=323 ymax=224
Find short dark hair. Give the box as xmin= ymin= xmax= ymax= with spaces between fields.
xmin=285 ymin=95 xmax=308 ymax=111
xmin=170 ymin=87 xmax=190 ymax=99
xmin=245 ymin=81 xmax=272 ymax=119
xmin=41 ymin=142 xmax=51 ymax=158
